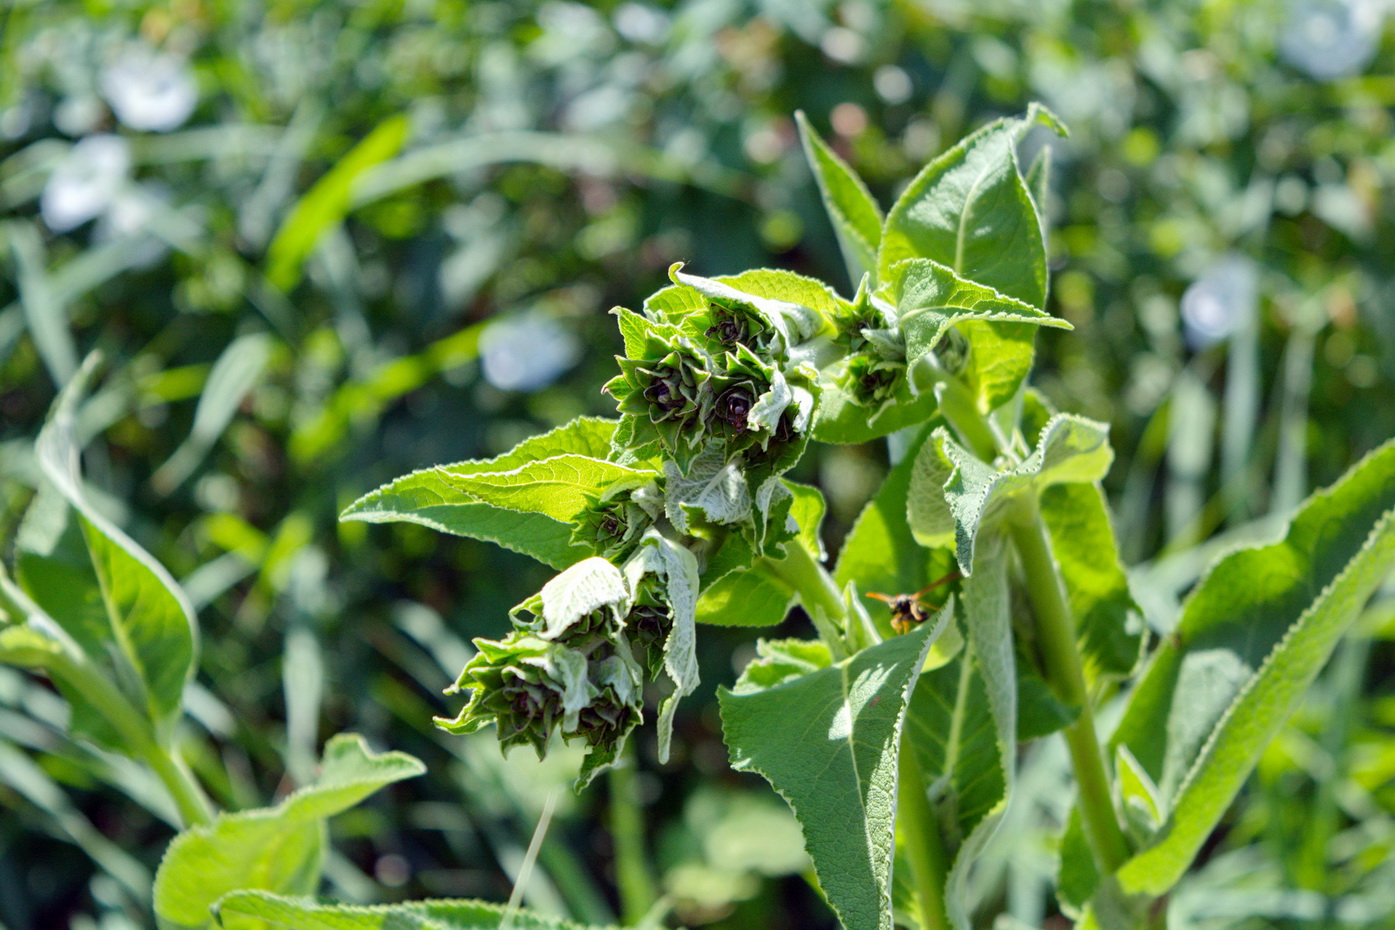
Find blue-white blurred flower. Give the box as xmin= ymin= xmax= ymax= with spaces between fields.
xmin=613 ymin=3 xmax=668 ymax=44
xmin=479 ymin=312 xmax=582 ymax=392
xmin=100 ymin=44 xmax=197 ymax=132
xmin=1280 ymin=0 xmax=1386 ymax=81
xmin=95 ymin=183 xmax=173 ymax=267
xmin=1180 ymin=255 xmax=1258 ymax=350
xmin=40 ymin=134 xmax=131 ymax=233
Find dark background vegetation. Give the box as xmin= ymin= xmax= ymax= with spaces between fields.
xmin=2 ymin=1 xmax=1393 ymax=928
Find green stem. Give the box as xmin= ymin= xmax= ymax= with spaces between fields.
xmin=608 ymin=744 xmax=658 ymax=925
xmin=936 ymin=378 xmax=997 ymax=462
xmin=896 ymin=749 xmax=952 ymax=930
xmin=1007 ymin=497 xmax=1129 ymax=874
xmin=48 ymin=651 xmax=214 ymax=828
xmin=762 ymin=543 xmax=848 ymax=660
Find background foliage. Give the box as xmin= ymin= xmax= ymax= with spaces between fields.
xmin=2 ymin=1 xmax=1394 ymax=927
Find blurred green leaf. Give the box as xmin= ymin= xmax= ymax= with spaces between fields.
xmin=213 ymin=890 xmax=617 ymax=930
xmin=153 ymin=331 xmax=275 ymax=495
xmin=795 ymin=111 xmax=884 ymax=287
xmin=287 ymin=322 xmax=480 ymax=463
xmin=266 ymin=114 xmax=411 ymax=291
xmin=0 ymin=738 xmax=151 ymax=904
xmin=153 ymin=733 xmax=424 ymax=930
xmin=21 ymin=360 xmax=198 ymax=742
xmin=6 ymin=221 xmax=77 ymax=386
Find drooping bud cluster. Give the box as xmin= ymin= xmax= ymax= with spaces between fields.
xmin=624 ymin=574 xmax=673 ymax=680
xmin=437 ymin=534 xmax=699 ymax=787
xmin=569 ymin=486 xmax=657 ymax=561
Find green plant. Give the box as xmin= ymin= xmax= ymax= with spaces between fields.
xmin=2 ymin=105 xmax=1393 ymax=930
xmin=334 ymin=105 xmax=1395 ymax=928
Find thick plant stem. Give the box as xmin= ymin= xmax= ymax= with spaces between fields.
xmin=49 ymin=651 xmax=214 ymax=827
xmin=608 ymin=745 xmax=658 ymax=925
xmin=1008 ymin=497 xmax=1129 ymax=874
xmin=897 ymin=748 xmax=951 ymax=930
xmin=763 ymin=542 xmax=848 ymax=660
xmin=142 ymin=742 xmax=215 ymax=829
xmin=936 ymin=379 xmax=998 ymax=462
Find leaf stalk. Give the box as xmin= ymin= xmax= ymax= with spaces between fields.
xmin=762 ymin=542 xmax=849 ymax=660
xmin=47 ymin=650 xmax=214 ymax=828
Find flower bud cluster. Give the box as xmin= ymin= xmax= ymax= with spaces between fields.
xmin=444 ymin=266 xmax=911 ymax=784
xmin=436 ymin=555 xmax=677 ymax=784
xmin=568 ymin=484 xmax=659 ymax=561
xmin=830 ymin=277 xmax=912 ymax=407
xmin=605 ymin=266 xmax=827 ymax=513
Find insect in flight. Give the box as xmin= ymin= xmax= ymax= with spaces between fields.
xmin=866 ymin=570 xmax=961 ymax=634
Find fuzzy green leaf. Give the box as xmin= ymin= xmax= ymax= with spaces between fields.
xmin=906 ymin=429 xmax=958 ymax=554
xmin=936 ymin=538 xmax=1018 ymax=928
xmin=154 ymin=734 xmax=424 ymax=930
xmin=897 ymin=622 xmax=1007 ymax=929
xmin=694 ymin=481 xmax=822 ymax=628
xmin=731 ymin=637 xmax=833 ymax=692
xmin=663 ymin=443 xmax=750 ymax=533
xmin=339 ymin=418 xmax=618 ymax=569
xmin=669 ymin=265 xmax=827 ymax=351
xmin=625 ymin=530 xmax=700 ymax=764
xmin=719 ymin=613 xmax=948 ymax=930
xmin=892 ymin=258 xmax=1070 ymax=412
xmin=913 ymin=414 xmax=1113 ymax=575
xmin=536 ymin=557 xmax=629 ymax=639
xmin=1040 ymin=482 xmax=1144 ymax=682
xmin=695 ymin=480 xmax=825 ymax=628
xmin=894 ymin=259 xmax=1069 ymax=360
xmin=438 ymin=454 xmax=653 ymax=524
xmin=878 ymin=106 xmax=1063 ymax=309
xmin=695 ymin=561 xmax=793 ymax=627
xmin=795 ymin=111 xmax=884 ymax=287
xmin=213 ymin=891 xmax=616 ymax=930
xmin=835 ymin=424 xmax=946 ymax=596
xmin=717 ymin=267 xmax=845 ymax=321
xmin=1107 ymin=438 xmax=1395 ymax=898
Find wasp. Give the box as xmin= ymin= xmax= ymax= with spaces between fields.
xmin=866 ymin=570 xmax=961 ymax=634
